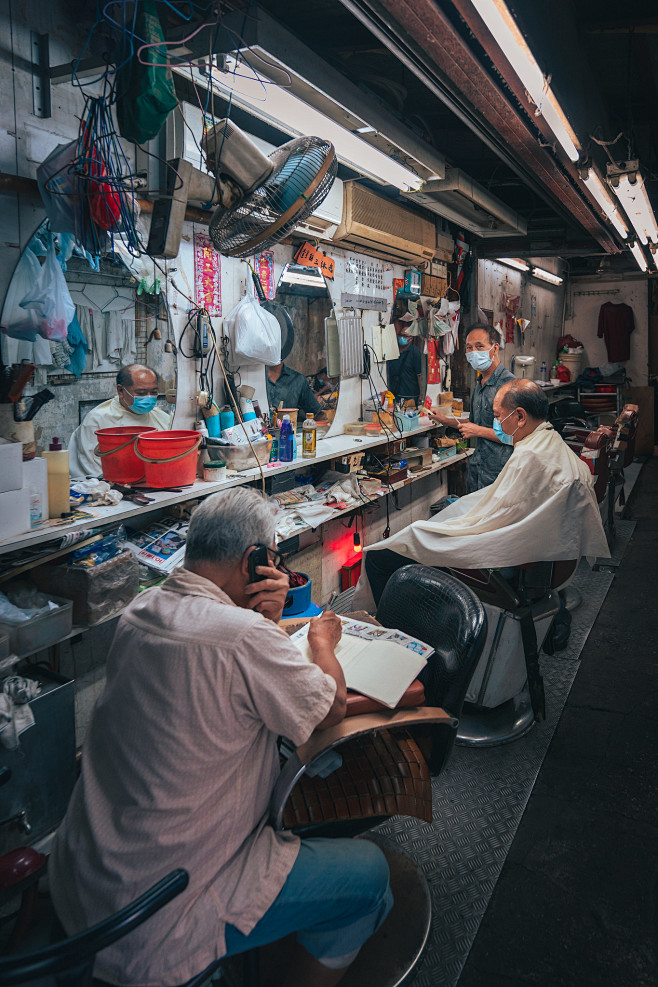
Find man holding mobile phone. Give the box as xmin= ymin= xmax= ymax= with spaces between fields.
xmin=50 ymin=488 xmax=392 ymax=987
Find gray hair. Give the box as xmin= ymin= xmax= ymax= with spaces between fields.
xmin=185 ymin=488 xmax=276 ymax=566
xmin=500 ymin=379 xmax=549 ymax=420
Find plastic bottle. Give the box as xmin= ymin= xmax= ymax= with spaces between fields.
xmin=43 ymin=437 xmax=70 ymax=519
xmin=540 ymin=361 xmax=547 ymax=381
xmin=302 ymin=413 xmax=317 ymax=458
xmin=279 ymin=415 xmax=294 ymax=462
xmin=29 ymin=486 xmax=43 ymax=529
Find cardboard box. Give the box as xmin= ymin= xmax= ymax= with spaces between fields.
xmin=0 ymin=442 xmax=23 ymax=493
xmin=0 ymin=488 xmax=30 ymax=540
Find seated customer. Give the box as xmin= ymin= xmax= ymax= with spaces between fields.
xmin=69 ymin=363 xmax=171 ymax=477
xmin=354 ymin=379 xmax=609 ymax=610
xmin=267 ymin=360 xmax=322 ymax=421
xmin=50 ymin=488 xmax=392 ymax=987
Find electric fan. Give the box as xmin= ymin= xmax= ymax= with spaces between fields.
xmin=147 ymin=120 xmax=337 ymax=259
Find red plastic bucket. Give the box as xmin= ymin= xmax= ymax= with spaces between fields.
xmin=95 ymin=426 xmax=157 ymax=484
xmin=134 ymin=430 xmax=202 ymax=488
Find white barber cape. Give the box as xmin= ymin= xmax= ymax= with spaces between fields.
xmin=68 ymin=396 xmax=172 ymax=478
xmin=353 ymin=421 xmax=609 ymax=612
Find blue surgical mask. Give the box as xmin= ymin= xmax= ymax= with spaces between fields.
xmin=398 ymin=336 xmax=410 ymax=347
xmin=492 ymin=409 xmax=517 ymax=446
xmin=466 ymin=349 xmax=493 ymax=372
xmin=125 ymin=390 xmax=157 ymax=415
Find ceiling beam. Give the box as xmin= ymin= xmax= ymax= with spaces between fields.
xmin=337 ymin=0 xmax=620 ymax=254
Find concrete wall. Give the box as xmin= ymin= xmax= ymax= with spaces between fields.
xmin=563 ymin=278 xmax=649 ymax=386
xmin=477 ymin=258 xmax=566 ymax=381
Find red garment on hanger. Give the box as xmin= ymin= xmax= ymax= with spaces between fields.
xmin=427 ymin=339 xmax=441 ymax=384
xmin=597 ymin=302 xmax=635 ymax=362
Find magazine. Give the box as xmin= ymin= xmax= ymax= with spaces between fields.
xmin=291 ymin=615 xmax=433 ymax=708
xmin=123 ymin=519 xmax=189 ymax=574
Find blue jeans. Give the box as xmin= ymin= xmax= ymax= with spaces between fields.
xmin=224 ymin=838 xmax=393 ymax=964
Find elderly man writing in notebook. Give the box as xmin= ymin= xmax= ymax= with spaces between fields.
xmin=50 ymin=487 xmax=392 ymax=987
xmin=354 ymin=379 xmax=609 ymax=611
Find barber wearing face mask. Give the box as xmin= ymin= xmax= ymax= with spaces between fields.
xmin=386 ymin=314 xmax=423 ymax=406
xmin=430 ymin=323 xmax=514 ymax=491
xmin=69 ymin=363 xmax=173 ymax=478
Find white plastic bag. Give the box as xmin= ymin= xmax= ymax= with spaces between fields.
xmin=224 ymin=295 xmax=281 ymax=366
xmin=19 ymin=235 xmax=75 ymax=341
xmin=0 ymin=248 xmax=41 ymax=341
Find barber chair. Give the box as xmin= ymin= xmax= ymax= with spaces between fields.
xmin=443 ymin=559 xmax=578 ymax=747
xmin=548 ymin=398 xmax=598 ymax=436
xmin=269 ymin=566 xmax=487 ymax=987
xmin=604 ymin=404 xmax=639 ymax=539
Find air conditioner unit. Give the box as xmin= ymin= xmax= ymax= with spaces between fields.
xmin=333 ymin=182 xmax=436 ymax=264
xmin=294 ymin=177 xmax=343 ymax=240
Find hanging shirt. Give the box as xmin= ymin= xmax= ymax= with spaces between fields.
xmin=49 ymin=569 xmax=336 ymax=986
xmin=387 ymin=344 xmax=422 ymax=402
xmin=597 ymin=302 xmax=635 ymax=362
xmin=468 ymin=363 xmax=515 ymax=491
xmin=68 ymin=395 xmax=172 ymax=477
xmin=353 ymin=422 xmax=610 ymax=612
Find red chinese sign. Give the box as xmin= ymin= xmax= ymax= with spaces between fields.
xmin=254 ymin=250 xmax=275 ymax=300
xmin=294 ymin=241 xmax=335 ymax=280
xmin=194 ymin=230 xmax=222 ymax=315
xmin=392 ymin=277 xmax=405 ymax=299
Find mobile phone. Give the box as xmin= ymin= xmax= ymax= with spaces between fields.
xmin=248 ymin=544 xmax=270 ymax=583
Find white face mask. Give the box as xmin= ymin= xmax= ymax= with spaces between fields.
xmin=466 ymin=349 xmax=493 ymax=372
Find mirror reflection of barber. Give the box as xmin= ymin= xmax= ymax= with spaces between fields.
xmin=266 ymin=361 xmax=322 ymax=421
xmin=430 ymin=323 xmax=515 ymax=492
xmin=386 ymin=316 xmax=423 ymax=406
xmin=68 ymin=363 xmax=172 ymax=478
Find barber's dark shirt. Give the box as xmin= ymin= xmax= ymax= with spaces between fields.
xmin=266 ymin=364 xmax=321 ymax=419
xmin=468 ymin=362 xmax=515 ymax=491
xmin=387 ymin=345 xmax=422 ymax=402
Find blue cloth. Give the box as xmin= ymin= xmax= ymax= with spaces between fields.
xmin=224 ymin=837 xmax=393 ymax=963
xmin=65 ymin=314 xmax=88 ymax=377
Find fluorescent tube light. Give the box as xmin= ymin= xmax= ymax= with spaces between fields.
xmin=579 ymin=165 xmax=628 ymax=238
xmin=497 ymin=257 xmax=530 ymax=272
xmin=608 ymin=164 xmax=658 ymax=246
xmin=532 ymin=266 xmax=563 ymax=285
xmin=279 ymin=264 xmax=326 ymax=287
xmin=197 ymin=65 xmax=423 ymax=192
xmin=355 ymin=125 xmax=375 ymax=134
xmin=628 ymin=241 xmax=648 ymax=273
xmin=470 ymin=0 xmax=581 ymax=162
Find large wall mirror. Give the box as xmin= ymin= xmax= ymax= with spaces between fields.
xmin=0 ymin=222 xmax=177 ymax=474
xmin=266 ymin=264 xmax=338 ymax=438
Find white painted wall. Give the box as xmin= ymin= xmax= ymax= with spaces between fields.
xmin=477 ymin=259 xmax=566 ymax=382
xmin=563 ymin=278 xmax=649 ymax=386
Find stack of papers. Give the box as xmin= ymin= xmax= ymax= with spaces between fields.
xmin=292 ymin=615 xmax=433 ymax=708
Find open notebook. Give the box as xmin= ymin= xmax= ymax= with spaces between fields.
xmin=291 ymin=616 xmax=434 ymax=709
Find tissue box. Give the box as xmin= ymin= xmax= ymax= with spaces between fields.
xmin=0 ymin=442 xmax=23 ymax=493
xmin=221 ymin=419 xmax=264 ymax=445
xmin=0 ymin=488 xmax=31 ymax=540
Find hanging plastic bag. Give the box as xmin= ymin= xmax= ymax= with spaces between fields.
xmin=224 ymin=295 xmax=281 ymax=366
xmin=20 ymin=236 xmax=75 ymax=341
xmin=36 ymin=141 xmax=81 ymax=234
xmin=116 ymin=0 xmax=178 ymax=144
xmin=0 ymin=248 xmax=41 ymax=341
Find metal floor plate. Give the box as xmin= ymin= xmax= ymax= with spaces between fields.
xmin=370 ymin=561 xmax=617 ymax=987
xmin=596 ymin=518 xmax=637 ymax=568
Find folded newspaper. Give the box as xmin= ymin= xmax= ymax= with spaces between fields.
xmin=291 ymin=615 xmax=434 ymax=709
xmin=123 ymin=519 xmax=189 ymax=574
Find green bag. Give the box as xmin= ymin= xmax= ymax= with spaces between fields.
xmin=116 ymin=1 xmax=178 ymax=145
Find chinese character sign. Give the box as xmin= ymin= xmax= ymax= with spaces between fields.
xmin=254 ymin=251 xmax=275 ymax=299
xmin=294 ymin=241 xmax=335 ymax=279
xmin=194 ymin=231 xmax=222 ymax=316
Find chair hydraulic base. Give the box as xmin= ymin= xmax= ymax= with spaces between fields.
xmin=456 ymin=686 xmax=535 ymax=748
xmin=253 ymin=834 xmax=431 ymax=987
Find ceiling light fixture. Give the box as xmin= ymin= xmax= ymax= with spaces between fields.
xmin=279 ymin=264 xmax=327 ymax=287
xmin=470 ymin=0 xmax=581 ymax=163
xmin=607 ymin=161 xmax=658 ymax=246
xmin=579 ymin=164 xmax=629 ymax=238
xmin=186 ymin=64 xmax=424 ymax=192
xmin=532 ymin=266 xmax=563 ymax=285
xmin=497 ymin=257 xmax=530 ymax=272
xmin=628 ymin=241 xmax=648 ymax=273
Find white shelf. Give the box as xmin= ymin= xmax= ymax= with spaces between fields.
xmin=0 ymin=420 xmax=439 ymax=558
